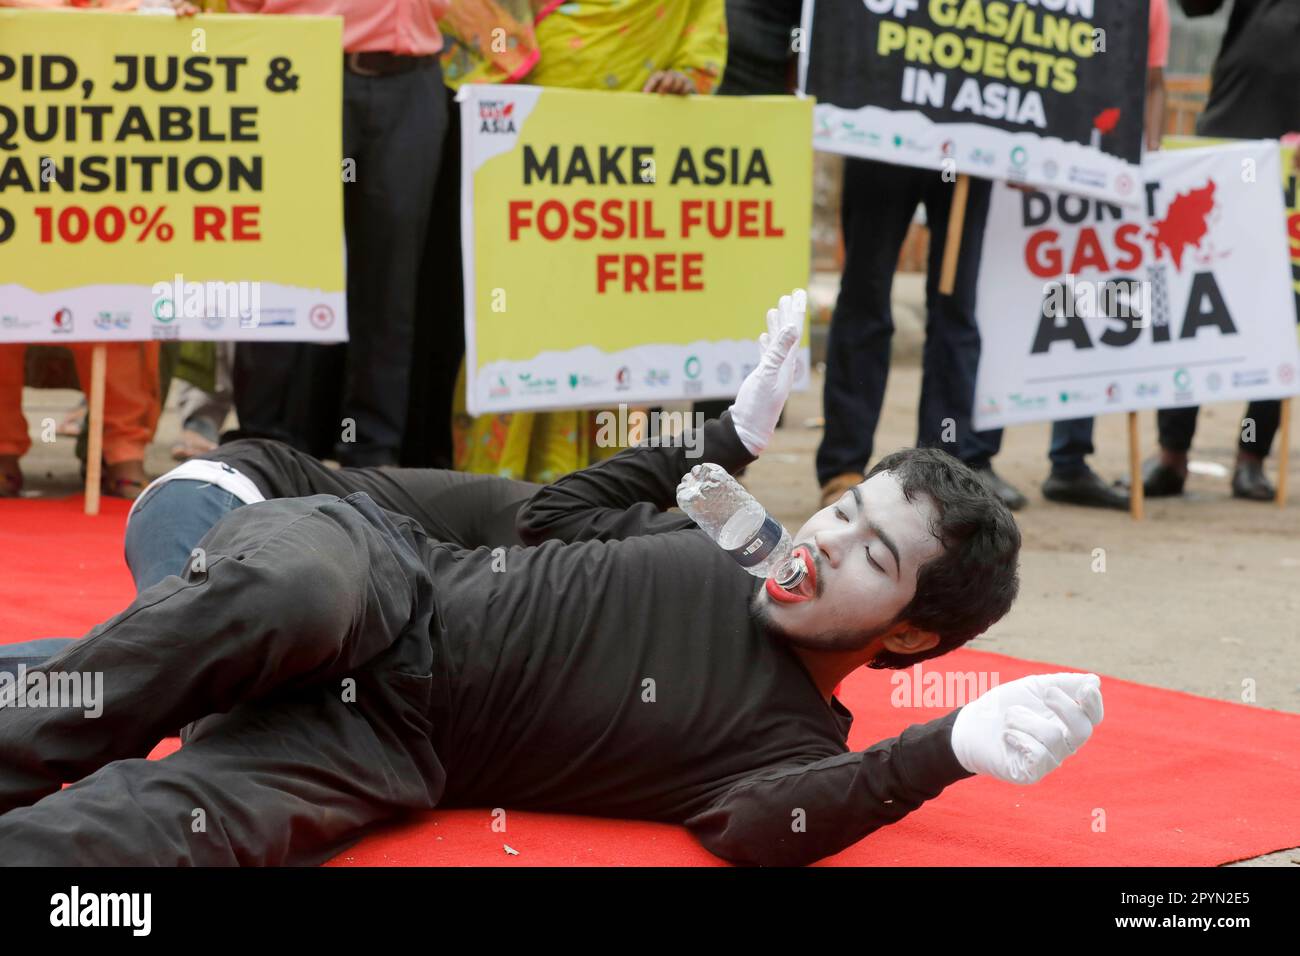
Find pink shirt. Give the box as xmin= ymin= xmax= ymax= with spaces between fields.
xmin=1148 ymin=0 xmax=1170 ymax=70
xmin=227 ymin=0 xmax=450 ymax=56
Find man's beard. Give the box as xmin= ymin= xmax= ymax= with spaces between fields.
xmin=747 ymin=588 xmax=891 ymax=653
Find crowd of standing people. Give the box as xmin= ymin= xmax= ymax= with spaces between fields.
xmin=1 ymin=0 xmax=1296 ymax=510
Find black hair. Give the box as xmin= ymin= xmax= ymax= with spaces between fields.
xmin=864 ymin=447 xmax=1021 ymax=668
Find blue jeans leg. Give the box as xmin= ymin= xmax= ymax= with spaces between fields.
xmin=1049 ymin=417 xmax=1096 ymax=478
xmin=0 ymin=638 xmax=79 ymax=679
xmin=0 ymin=480 xmax=245 ymax=675
xmin=123 ymin=478 xmax=245 ymax=592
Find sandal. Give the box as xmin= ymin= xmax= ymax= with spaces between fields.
xmin=100 ymin=460 xmax=150 ymax=501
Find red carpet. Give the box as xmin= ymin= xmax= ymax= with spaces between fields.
xmin=4 ymin=496 xmax=1299 ymax=866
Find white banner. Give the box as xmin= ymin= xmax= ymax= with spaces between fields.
xmin=974 ymin=141 xmax=1300 ymax=430
xmin=0 ymin=281 xmax=346 ymax=344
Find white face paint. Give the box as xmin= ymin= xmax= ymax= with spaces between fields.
xmin=755 ymin=471 xmax=943 ymax=649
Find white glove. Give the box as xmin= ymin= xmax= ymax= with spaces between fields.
xmin=950 ymin=673 xmax=1103 ymax=785
xmin=729 ymin=289 xmax=806 ymax=456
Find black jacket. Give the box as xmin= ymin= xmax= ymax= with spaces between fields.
xmin=421 ymin=410 xmax=973 ymax=866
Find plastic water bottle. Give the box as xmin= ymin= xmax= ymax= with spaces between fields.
xmin=676 ymin=463 xmax=807 ymax=588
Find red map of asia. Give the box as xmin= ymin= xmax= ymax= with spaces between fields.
xmin=1149 ymin=180 xmax=1217 ymax=269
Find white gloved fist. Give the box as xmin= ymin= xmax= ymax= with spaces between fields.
xmin=950 ymin=673 xmax=1103 ymax=785
xmin=730 ymin=288 xmax=806 ymax=456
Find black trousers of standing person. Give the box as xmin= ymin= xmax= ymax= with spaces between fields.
xmin=1154 ymin=292 xmax=1298 ymax=462
xmin=816 ymin=158 xmax=1001 ymax=486
xmin=0 ymin=493 xmax=444 ymax=865
xmin=693 ymin=0 xmax=803 ymax=430
xmin=403 ymin=85 xmax=463 ymax=468
xmin=233 ymin=58 xmax=448 ymax=465
xmin=1157 ymin=401 xmax=1282 ymax=459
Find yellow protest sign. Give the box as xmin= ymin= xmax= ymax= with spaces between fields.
xmin=0 ymin=10 xmax=344 ymax=342
xmin=459 ymin=85 xmax=812 ymax=415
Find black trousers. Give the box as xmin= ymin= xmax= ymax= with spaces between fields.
xmin=403 ymin=86 xmax=464 ymax=468
xmin=816 ymin=158 xmax=1002 ymax=485
xmin=0 ymin=494 xmax=444 ymax=865
xmin=1157 ymin=401 xmax=1282 ymax=458
xmin=234 ymin=61 xmax=449 ymax=465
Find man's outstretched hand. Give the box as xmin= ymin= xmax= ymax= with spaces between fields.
xmin=729 ymin=288 xmax=806 ymax=456
xmin=950 ymin=673 xmax=1104 ymax=785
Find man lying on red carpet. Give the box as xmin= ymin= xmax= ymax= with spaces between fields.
xmin=0 ymin=290 xmax=1103 ymax=866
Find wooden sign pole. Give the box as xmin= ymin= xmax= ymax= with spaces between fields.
xmin=1277 ymin=397 xmax=1292 ymax=508
xmin=938 ymin=174 xmax=970 ymax=296
xmin=1127 ymin=411 xmax=1144 ymax=521
xmin=83 ymin=343 xmax=106 ymax=516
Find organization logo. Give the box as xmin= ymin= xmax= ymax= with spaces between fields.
xmin=478 ymin=100 xmax=517 ymax=135
xmin=643 ymin=367 xmax=669 ymax=387
xmin=1010 ymin=146 xmax=1028 ymax=168
xmin=308 ymin=304 xmax=334 ymax=330
xmin=1115 ymin=172 xmax=1135 ymax=196
xmin=2 ymin=315 xmax=37 ymax=331
xmin=615 ymin=365 xmax=631 ymax=390
xmin=683 ymin=355 xmax=703 ymax=395
xmin=151 ymin=297 xmax=175 ymax=323
xmin=1105 ymin=382 xmax=1121 ymax=403
xmin=1008 ymin=392 xmax=1048 ymax=411
xmin=940 ymin=140 xmax=954 ymax=158
xmin=890 ymin=133 xmax=925 ymax=152
xmin=94 ymin=311 xmax=131 ymax=332
xmin=1232 ymin=369 xmax=1270 ymax=388
xmin=568 ymin=372 xmax=606 ymax=390
xmin=489 ymin=374 xmax=510 ymax=399
xmin=252 ymin=308 xmax=295 ymax=327
xmin=1067 ymin=165 xmax=1107 ymax=189
xmin=1042 ymin=159 xmax=1059 ymax=180
xmin=980 ymin=395 xmax=1000 ymax=415
xmin=516 ymin=371 xmax=558 ymax=395
xmin=52 ymin=308 xmax=73 ymax=333
xmin=968 ymin=148 xmax=995 ymax=167
xmin=1205 ymin=371 xmax=1222 ymax=392
xmin=202 ymin=312 xmax=224 ymax=331
xmin=1173 ymin=367 xmax=1194 ymax=401
xmin=1135 ymin=381 xmax=1160 ymax=398
xmin=1279 ymin=363 xmax=1296 ymax=385
xmin=827 ymin=120 xmax=879 ymax=147
xmin=716 ymin=362 xmax=733 ymax=385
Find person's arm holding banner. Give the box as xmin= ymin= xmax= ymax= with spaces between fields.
xmin=644 ymin=0 xmax=726 ymax=95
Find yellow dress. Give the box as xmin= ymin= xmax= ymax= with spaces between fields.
xmin=451 ymin=0 xmax=727 ymax=481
